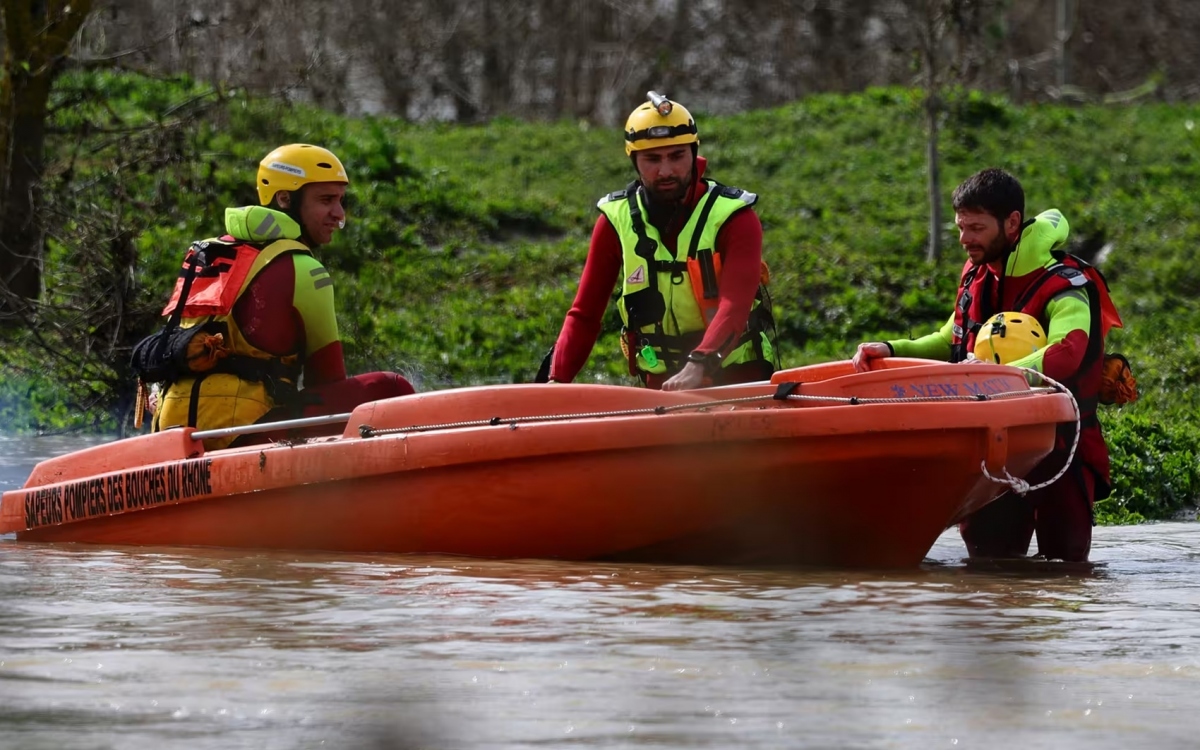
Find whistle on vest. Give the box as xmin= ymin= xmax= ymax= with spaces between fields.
xmin=640 ymin=345 xmax=659 ymax=368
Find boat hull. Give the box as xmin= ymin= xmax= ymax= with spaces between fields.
xmin=2 ymin=361 xmax=1076 ymax=568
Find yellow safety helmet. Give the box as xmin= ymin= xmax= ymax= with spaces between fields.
xmin=973 ymin=312 xmax=1047 ymax=365
xmin=256 ymin=144 xmax=348 ymax=206
xmin=624 ymin=91 xmax=699 ymax=156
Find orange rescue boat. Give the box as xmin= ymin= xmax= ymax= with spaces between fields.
xmin=0 ymin=359 xmax=1077 ymax=568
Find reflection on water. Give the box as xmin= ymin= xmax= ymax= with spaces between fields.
xmin=2 ymin=436 xmax=1200 ymax=749
xmin=0 ymin=434 xmax=112 ymax=493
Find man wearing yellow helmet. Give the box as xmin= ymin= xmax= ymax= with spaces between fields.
xmin=849 ymin=168 xmax=1123 ymax=562
xmin=143 ymin=144 xmax=413 ymax=448
xmin=546 ymin=92 xmax=776 ymax=390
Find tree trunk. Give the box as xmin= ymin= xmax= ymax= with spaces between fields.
xmin=550 ymin=0 xmax=575 ymax=118
xmin=0 ymin=71 xmax=50 ymax=312
xmin=922 ymin=1 xmax=944 ymax=263
xmin=434 ymin=3 xmax=476 ymax=123
xmin=0 ymin=0 xmax=93 ymax=318
xmin=480 ymin=0 xmax=506 ymax=118
xmin=1055 ymin=0 xmax=1073 ymax=89
xmin=925 ymin=90 xmax=943 ymax=263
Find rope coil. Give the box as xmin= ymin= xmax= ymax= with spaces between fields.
xmin=979 ymin=368 xmax=1080 ymax=496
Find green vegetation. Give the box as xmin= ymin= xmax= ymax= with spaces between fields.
xmin=2 ymin=73 xmax=1197 ymax=522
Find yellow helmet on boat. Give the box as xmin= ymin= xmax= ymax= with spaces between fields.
xmin=973 ymin=312 xmax=1047 ymax=365
xmin=256 ymin=144 xmax=348 ymax=206
xmin=624 ymin=91 xmax=699 ymax=156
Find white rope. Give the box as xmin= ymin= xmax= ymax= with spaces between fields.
xmin=979 ymin=368 xmax=1081 ymax=496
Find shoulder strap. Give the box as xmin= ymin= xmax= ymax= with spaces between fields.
xmin=715 ymin=184 xmax=758 ymax=206
xmin=686 ymin=183 xmax=724 ymax=260
xmin=1012 ymin=262 xmax=1089 ymax=312
xmin=686 ymin=184 xmax=725 ymax=301
xmin=598 ymin=188 xmax=628 ymax=208
xmin=597 ymin=180 xmax=639 ymax=210
xmin=235 ymin=239 xmax=311 ymax=298
xmin=951 ymin=264 xmax=984 ymax=363
xmin=626 ymin=188 xmax=659 ymax=297
xmin=164 ymin=244 xmax=210 ymax=332
xmin=1016 ymin=261 xmax=1106 ymax=374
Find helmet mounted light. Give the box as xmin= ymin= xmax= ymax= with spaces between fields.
xmin=647 ymin=90 xmax=673 ymax=116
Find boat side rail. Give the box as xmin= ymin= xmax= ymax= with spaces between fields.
xmin=183 ymin=378 xmax=1068 ymax=445
xmin=356 ymin=383 xmax=1066 ymax=437
xmin=190 ymin=413 xmax=354 ymax=443
xmin=174 ymin=386 xmax=1046 ymax=444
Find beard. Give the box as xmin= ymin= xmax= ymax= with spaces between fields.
xmin=965 ymin=231 xmax=1010 ymax=266
xmin=644 ymin=171 xmax=691 ymax=205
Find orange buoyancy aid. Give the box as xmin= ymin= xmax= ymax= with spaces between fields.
xmin=953 ymin=255 xmax=1113 ymax=408
xmin=163 ymin=238 xmax=280 ymax=317
xmin=151 ymin=235 xmax=310 ymax=447
xmin=157 ymin=235 xmax=311 ymax=382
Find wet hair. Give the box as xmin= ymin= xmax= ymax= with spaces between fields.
xmin=951 ymin=168 xmax=1025 ymax=225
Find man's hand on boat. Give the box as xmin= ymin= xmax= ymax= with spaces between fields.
xmin=852 ymin=342 xmax=892 ymax=373
xmin=662 ymin=361 xmax=708 ymax=391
